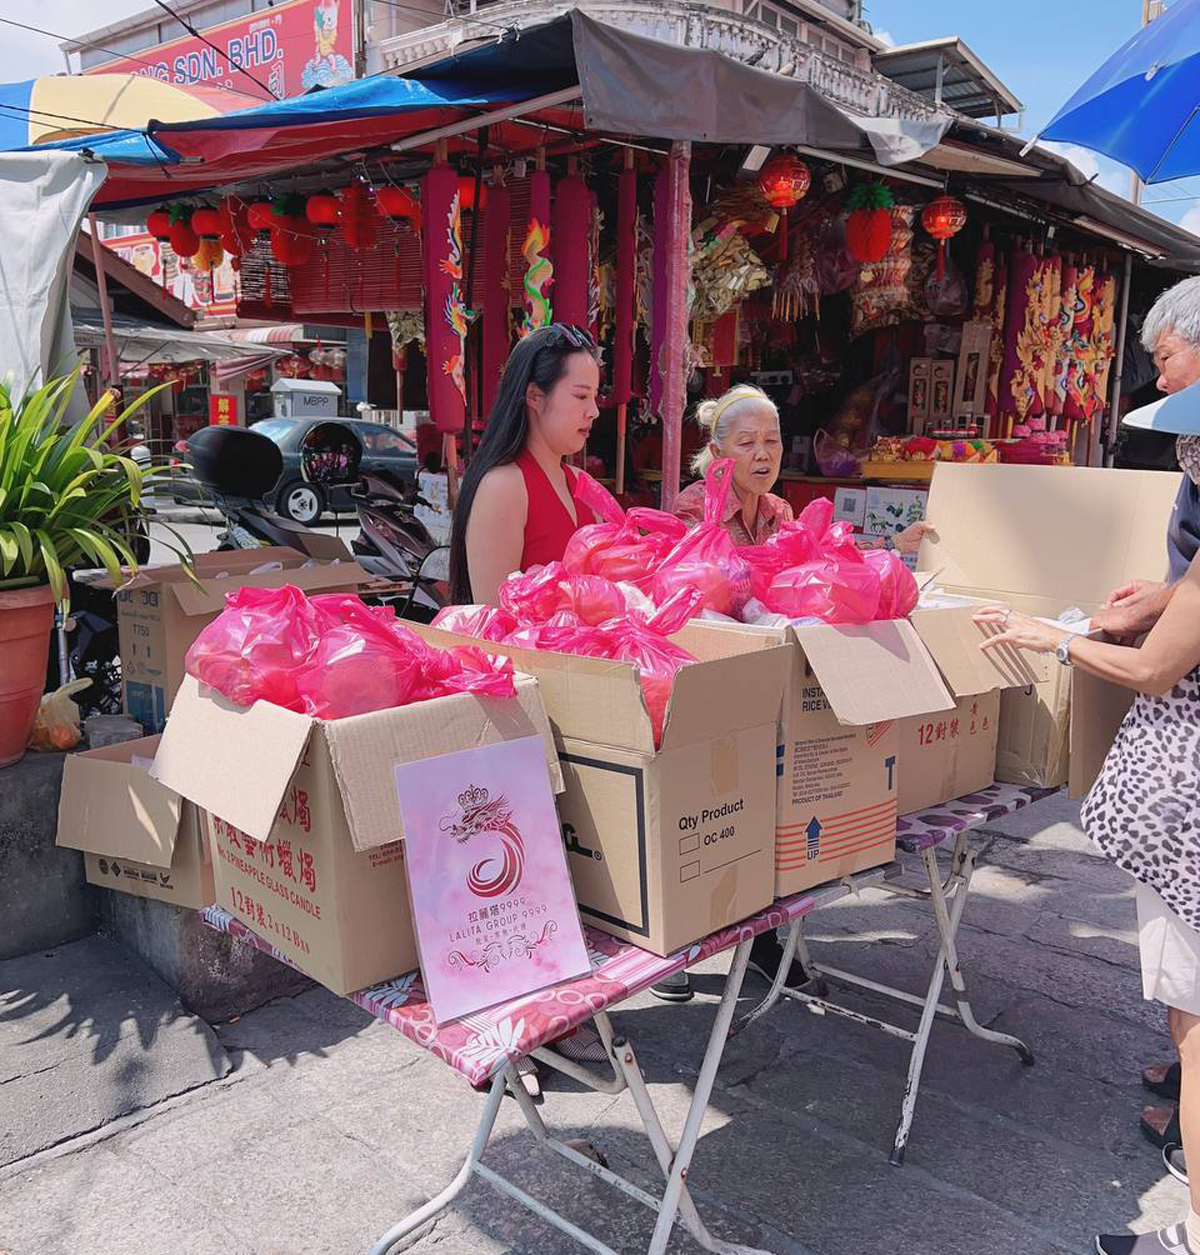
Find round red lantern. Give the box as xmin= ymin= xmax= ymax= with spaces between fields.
xmin=845 ymin=181 xmax=895 ymax=265
xmin=920 ymin=194 xmax=967 ymax=280
xmin=270 ymin=217 xmax=314 ymax=267
xmin=247 ymin=200 xmax=276 ymax=234
xmin=167 ymin=206 xmax=199 ymax=258
xmin=306 ymin=193 xmax=342 ymax=235
xmin=190 ymin=207 xmax=222 ymax=240
xmin=757 ymin=153 xmax=810 ymax=260
xmin=375 ymin=184 xmax=419 ymax=225
xmin=145 ymin=208 xmax=172 ymax=241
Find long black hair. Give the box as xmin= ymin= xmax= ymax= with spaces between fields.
xmin=449 ymin=324 xmax=600 ymax=603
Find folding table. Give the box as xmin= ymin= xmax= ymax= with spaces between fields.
xmin=205 ymin=870 xmax=891 ymax=1255
xmin=202 ymin=781 xmax=1052 ymax=1252
xmin=737 ymin=781 xmax=1057 ymax=1164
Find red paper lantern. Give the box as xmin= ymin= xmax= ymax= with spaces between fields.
xmin=921 ymin=194 xmax=967 ymax=280
xmin=340 ymin=183 xmax=378 ymax=249
xmin=306 ymin=193 xmax=342 ymax=233
xmin=217 ymin=197 xmax=251 ymax=259
xmin=168 ymin=221 xmax=199 ymax=258
xmin=758 ymin=154 xmax=810 ymax=260
xmin=457 ymin=176 xmax=487 ymax=212
xmin=247 ymin=201 xmax=276 ymax=234
xmin=145 ymin=208 xmax=172 ymax=241
xmin=375 ymin=184 xmax=419 ymax=224
xmin=270 ymin=217 xmax=313 ymax=266
xmin=845 ymin=181 xmax=895 ymax=265
xmin=190 ymin=207 xmax=222 ymax=240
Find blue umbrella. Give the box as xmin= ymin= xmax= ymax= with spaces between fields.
xmin=1038 ymin=0 xmax=1200 ymax=183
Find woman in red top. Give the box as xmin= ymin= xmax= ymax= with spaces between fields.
xmin=450 ymin=325 xmax=601 ymax=606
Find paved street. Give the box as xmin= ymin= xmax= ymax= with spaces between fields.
xmin=0 ymin=794 xmax=1184 ymax=1255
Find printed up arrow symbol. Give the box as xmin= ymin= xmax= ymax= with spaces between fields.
xmin=806 ymin=817 xmax=821 ymax=842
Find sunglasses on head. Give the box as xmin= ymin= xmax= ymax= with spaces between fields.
xmin=536 ymin=322 xmax=596 ymax=350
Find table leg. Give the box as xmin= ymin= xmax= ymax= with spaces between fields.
xmin=888 ymin=845 xmax=1033 ymax=1167
xmin=366 ymin=1067 xmax=509 ymax=1255
xmin=731 ymin=921 xmax=804 ymax=1037
xmin=645 ymin=938 xmax=772 ymax=1255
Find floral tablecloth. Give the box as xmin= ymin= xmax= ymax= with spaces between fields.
xmin=895 ymin=782 xmax=1058 ymax=854
xmin=203 ymin=871 xmax=880 ymax=1088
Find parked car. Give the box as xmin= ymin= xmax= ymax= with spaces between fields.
xmin=173 ymin=417 xmax=418 ymax=523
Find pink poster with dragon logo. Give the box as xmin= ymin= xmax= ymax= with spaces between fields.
xmin=394 ymin=736 xmax=591 ymax=1025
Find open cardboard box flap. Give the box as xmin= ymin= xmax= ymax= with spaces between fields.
xmin=681 ymin=618 xmax=952 ymax=725
xmin=168 ymin=557 xmax=368 ymax=617
xmin=918 ymin=463 xmax=1180 ymax=609
xmin=791 ymin=620 xmax=954 ymax=724
xmin=412 ymin=623 xmax=658 ymax=752
xmin=660 ymin=643 xmax=790 ymax=748
xmin=910 ymin=603 xmax=1050 ymax=694
xmin=58 ymin=735 xmax=184 ymax=867
xmin=153 ymin=675 xmax=561 ymax=851
xmin=152 ymin=675 xmax=315 ymax=842
xmin=326 ymin=676 xmax=562 ymax=853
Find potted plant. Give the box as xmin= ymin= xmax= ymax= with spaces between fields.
xmin=0 ymin=370 xmax=180 ymax=768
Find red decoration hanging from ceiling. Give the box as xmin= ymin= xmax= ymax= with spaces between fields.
xmin=757 ymin=153 xmax=810 ymax=260
xmin=921 ymin=194 xmax=967 ymax=280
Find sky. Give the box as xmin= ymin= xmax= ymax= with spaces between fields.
xmin=3 ymin=0 xmax=1200 ymax=235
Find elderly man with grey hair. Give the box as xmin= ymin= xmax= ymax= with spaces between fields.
xmin=1094 ymin=275 xmax=1200 ymax=641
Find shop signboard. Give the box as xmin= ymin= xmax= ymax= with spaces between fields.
xmin=84 ymin=0 xmax=356 ymax=98
xmin=209 ymin=393 xmax=239 ymax=426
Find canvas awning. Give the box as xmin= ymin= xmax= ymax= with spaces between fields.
xmin=39 ymin=12 xmax=951 ymax=210
xmin=72 ymin=315 xmax=292 ymax=366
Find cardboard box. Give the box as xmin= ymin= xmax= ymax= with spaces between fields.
xmin=105 ymin=547 xmax=367 ymax=733
xmin=1069 ymin=662 xmax=1135 ymax=799
xmin=679 ymin=619 xmax=955 ymax=897
xmin=151 ymin=674 xmax=561 ymax=996
xmin=414 ymin=623 xmax=789 ymax=955
xmin=833 ymin=487 xmax=867 ymax=529
xmin=918 ymin=463 xmax=1182 ymax=789
xmin=895 ymin=692 xmax=1000 ymax=814
xmin=56 ymin=735 xmax=214 ymax=909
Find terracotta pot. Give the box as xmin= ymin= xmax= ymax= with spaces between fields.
xmin=0 ymin=585 xmax=55 ymax=769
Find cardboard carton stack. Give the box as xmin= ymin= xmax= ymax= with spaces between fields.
xmin=415 ymin=622 xmax=789 ymax=955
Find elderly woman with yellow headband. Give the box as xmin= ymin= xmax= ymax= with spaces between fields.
xmin=675 ymin=384 xmax=933 ymax=555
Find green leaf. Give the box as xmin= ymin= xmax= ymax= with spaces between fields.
xmin=34 ymin=528 xmax=66 ymax=604
xmin=0 ymin=528 xmax=17 ymax=576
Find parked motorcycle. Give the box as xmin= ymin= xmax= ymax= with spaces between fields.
xmin=185 ymin=424 xmax=448 ymax=621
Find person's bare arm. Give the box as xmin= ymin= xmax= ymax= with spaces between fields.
xmin=464 ymin=464 xmax=527 ymax=607
xmin=975 ymin=562 xmax=1200 ymax=697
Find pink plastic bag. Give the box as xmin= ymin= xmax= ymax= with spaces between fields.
xmin=432 ymin=604 xmax=518 ymax=642
xmin=498 ymin=562 xmax=629 ymax=626
xmin=184 ymin=584 xmax=326 ymax=711
xmin=188 ymin=587 xmax=515 ymax=718
xmin=565 ymin=469 xmax=687 ymax=587
xmin=651 ymin=460 xmax=753 ymax=617
xmin=860 ymin=548 xmax=919 ymax=619
xmin=764 ymin=557 xmax=882 ymax=624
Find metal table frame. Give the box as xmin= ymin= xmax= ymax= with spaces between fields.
xmin=737 ymin=793 xmax=1048 ymax=1165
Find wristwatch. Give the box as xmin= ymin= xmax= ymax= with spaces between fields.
xmin=882 ymin=535 xmax=896 ymax=552
xmin=1055 ymin=633 xmax=1079 ymax=667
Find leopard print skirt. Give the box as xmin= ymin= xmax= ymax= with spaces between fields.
xmin=1081 ymin=664 xmax=1200 ymax=933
